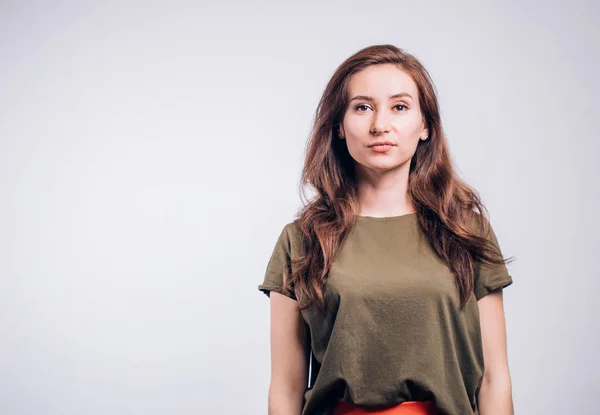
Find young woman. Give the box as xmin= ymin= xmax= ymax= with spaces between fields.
xmin=258 ymin=44 xmax=515 ymax=415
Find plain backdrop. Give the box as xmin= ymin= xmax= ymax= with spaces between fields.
xmin=1 ymin=0 xmax=598 ymax=414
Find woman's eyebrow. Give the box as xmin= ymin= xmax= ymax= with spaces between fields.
xmin=350 ymin=92 xmax=413 ymax=102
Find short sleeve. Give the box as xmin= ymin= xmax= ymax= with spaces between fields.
xmin=258 ymin=223 xmax=298 ymax=300
xmin=473 ymin=219 xmax=513 ymax=301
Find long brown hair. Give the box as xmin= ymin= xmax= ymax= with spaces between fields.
xmin=285 ymin=44 xmax=514 ymax=311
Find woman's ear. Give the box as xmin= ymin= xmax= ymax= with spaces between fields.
xmin=338 ymin=125 xmax=345 ymax=140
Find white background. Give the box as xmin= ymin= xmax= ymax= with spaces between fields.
xmin=1 ymin=0 xmax=598 ymax=413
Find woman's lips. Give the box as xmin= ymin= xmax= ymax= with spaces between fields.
xmin=370 ymin=144 xmax=395 ymax=153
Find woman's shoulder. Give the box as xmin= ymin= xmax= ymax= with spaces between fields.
xmin=282 ymin=219 xmax=301 ymax=235
xmin=277 ymin=219 xmax=305 ymax=256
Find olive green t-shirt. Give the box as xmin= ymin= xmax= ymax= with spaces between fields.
xmin=258 ymin=212 xmax=513 ymax=415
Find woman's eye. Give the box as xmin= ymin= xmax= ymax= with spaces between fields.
xmin=354 ymin=104 xmax=408 ymax=112
xmin=354 ymin=104 xmax=370 ymax=112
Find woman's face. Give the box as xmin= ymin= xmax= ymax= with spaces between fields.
xmin=340 ymin=64 xmax=428 ymax=173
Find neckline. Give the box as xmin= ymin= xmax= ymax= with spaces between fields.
xmin=356 ymin=212 xmax=417 ymax=223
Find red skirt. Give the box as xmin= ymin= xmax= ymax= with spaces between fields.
xmin=333 ymin=400 xmax=439 ymax=415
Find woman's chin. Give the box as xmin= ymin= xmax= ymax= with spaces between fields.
xmin=356 ymin=158 xmax=409 ymax=173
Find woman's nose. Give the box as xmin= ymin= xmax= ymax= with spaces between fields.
xmin=370 ymin=111 xmax=392 ymax=135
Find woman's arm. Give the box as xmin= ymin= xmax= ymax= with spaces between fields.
xmin=267 ymin=292 xmax=310 ymax=415
xmin=478 ymin=289 xmax=514 ymax=415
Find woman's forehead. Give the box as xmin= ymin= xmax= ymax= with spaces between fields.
xmin=348 ymin=64 xmax=418 ymax=99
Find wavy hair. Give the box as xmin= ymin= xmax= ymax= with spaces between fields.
xmin=284 ymin=44 xmax=514 ymax=311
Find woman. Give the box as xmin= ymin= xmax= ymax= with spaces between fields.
xmin=258 ymin=44 xmax=515 ymax=415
